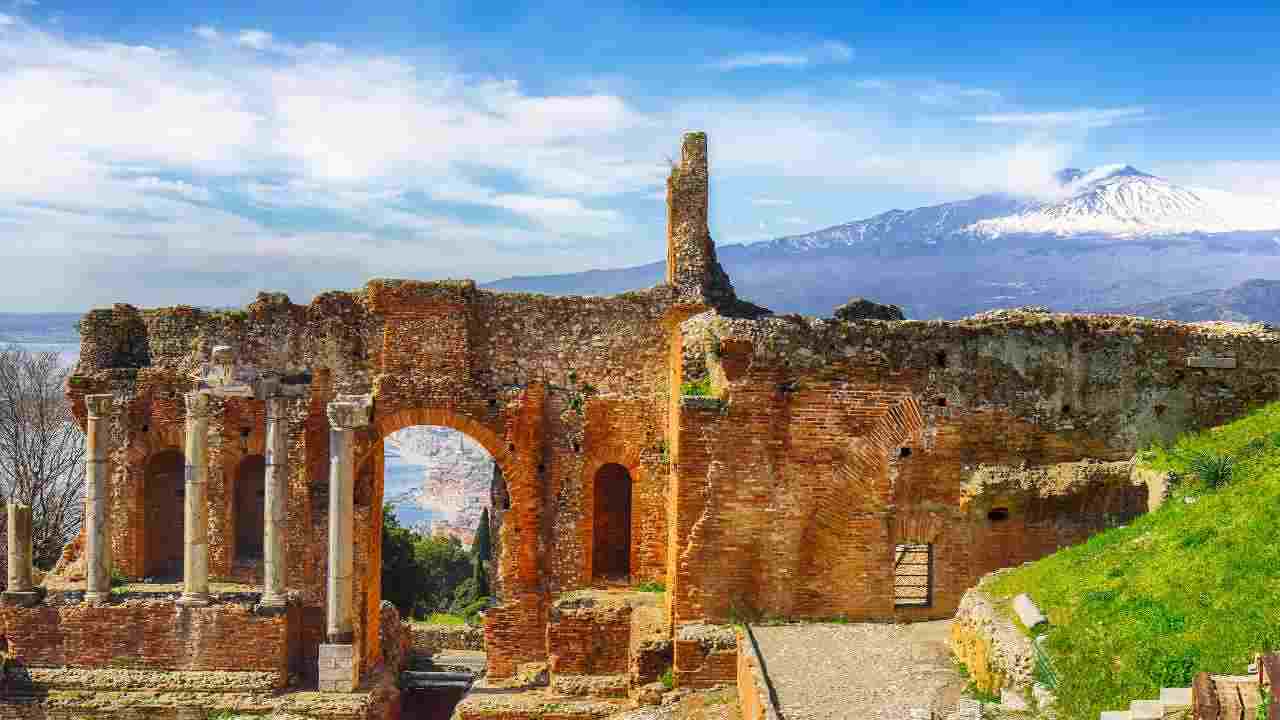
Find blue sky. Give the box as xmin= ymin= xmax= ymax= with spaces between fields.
xmin=3 ymin=0 xmax=1279 ymax=311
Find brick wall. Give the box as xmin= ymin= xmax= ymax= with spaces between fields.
xmin=546 ymin=600 xmax=632 ymax=676
xmin=0 ymin=602 xmax=293 ymax=686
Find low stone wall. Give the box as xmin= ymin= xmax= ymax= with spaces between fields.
xmin=737 ymin=627 xmax=779 ymax=720
xmin=673 ymin=623 xmax=737 ymax=689
xmin=547 ymin=595 xmax=632 ymax=676
xmin=0 ymin=599 xmax=298 ymax=687
xmin=411 ymin=622 xmax=486 ymax=655
xmin=949 ymin=584 xmax=1035 ymax=695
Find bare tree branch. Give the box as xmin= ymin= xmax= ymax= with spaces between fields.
xmin=0 ymin=346 xmax=85 ymax=569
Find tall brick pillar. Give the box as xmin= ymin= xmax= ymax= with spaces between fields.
xmin=3 ymin=503 xmax=38 ymax=606
xmin=84 ymin=393 xmax=114 ymax=603
xmin=260 ymin=395 xmax=289 ymax=610
xmin=178 ymin=390 xmax=212 ymax=607
xmin=320 ymin=394 xmax=370 ymax=692
xmin=666 ymin=131 xmax=738 ymax=311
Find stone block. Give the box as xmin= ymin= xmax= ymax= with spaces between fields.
xmin=1099 ymin=712 xmax=1132 ymax=720
xmin=1159 ymin=687 xmax=1192 ymax=707
xmin=1129 ymin=700 xmax=1163 ymax=719
xmin=1186 ymin=354 xmax=1236 ymax=369
xmin=1012 ymin=593 xmax=1047 ymax=631
xmin=317 ymin=643 xmax=358 ymax=693
xmin=1000 ymin=688 xmax=1029 ymax=710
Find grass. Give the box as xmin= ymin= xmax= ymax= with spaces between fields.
xmin=417 ymin=612 xmax=467 ymax=626
xmin=985 ymin=401 xmax=1280 ymax=720
xmin=633 ymin=580 xmax=666 ymax=593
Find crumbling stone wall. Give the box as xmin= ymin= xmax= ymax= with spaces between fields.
xmin=670 ymin=309 xmax=1280 ymax=624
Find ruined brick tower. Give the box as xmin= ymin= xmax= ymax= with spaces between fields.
xmin=666 ymin=131 xmax=740 ymax=313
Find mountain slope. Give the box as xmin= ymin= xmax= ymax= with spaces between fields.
xmin=985 ymin=402 xmax=1280 ymax=720
xmin=1109 ymin=278 xmax=1280 ymax=324
xmin=487 ymin=165 xmax=1280 ymax=319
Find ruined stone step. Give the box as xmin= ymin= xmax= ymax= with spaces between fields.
xmin=549 ymin=673 xmax=629 ymax=698
xmin=455 ymin=684 xmax=630 ymax=720
xmin=1129 ymin=699 xmax=1163 ymax=719
xmin=1159 ymin=687 xmax=1192 ymax=708
xmin=1099 ymin=712 xmax=1132 ymax=720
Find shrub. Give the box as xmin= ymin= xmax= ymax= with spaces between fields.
xmin=1186 ymin=450 xmax=1234 ymax=488
xmin=659 ymin=666 xmax=674 ymax=690
xmin=633 ymin=580 xmax=665 ymax=593
xmin=680 ymin=375 xmax=712 ymax=397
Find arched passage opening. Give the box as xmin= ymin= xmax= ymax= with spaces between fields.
xmin=381 ymin=424 xmax=498 ymax=620
xmin=592 ymin=462 xmax=632 ymax=583
xmin=235 ymin=454 xmax=266 ymax=563
xmin=143 ymin=449 xmax=184 ymax=578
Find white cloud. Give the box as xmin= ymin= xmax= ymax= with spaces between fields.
xmin=752 ymin=197 xmax=793 ymax=207
xmin=193 ymin=25 xmax=219 ymax=41
xmin=711 ymin=40 xmax=853 ymax=71
xmin=975 ymin=107 xmax=1146 ymax=130
xmin=236 ymin=29 xmax=272 ymax=50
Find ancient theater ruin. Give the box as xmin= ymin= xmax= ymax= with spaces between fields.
xmin=3 ymin=132 xmax=1279 ymax=719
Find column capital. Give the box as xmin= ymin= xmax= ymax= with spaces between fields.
xmin=184 ymin=390 xmax=212 ymax=419
xmin=85 ymin=394 xmax=114 ymax=419
xmin=326 ymin=394 xmax=372 ymax=431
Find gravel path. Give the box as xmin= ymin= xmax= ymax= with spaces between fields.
xmin=750 ymin=620 xmax=965 ymax=720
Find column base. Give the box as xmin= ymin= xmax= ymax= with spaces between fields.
xmin=255 ymin=594 xmax=289 ymax=616
xmin=1 ymin=590 xmax=41 ymax=607
xmin=318 ymin=643 xmax=359 ymax=693
xmin=176 ymin=592 xmax=211 ymax=607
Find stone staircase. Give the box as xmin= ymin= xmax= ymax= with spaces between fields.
xmin=1097 ymin=687 xmax=1192 ymax=719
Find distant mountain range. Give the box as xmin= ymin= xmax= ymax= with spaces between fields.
xmin=488 ymin=165 xmax=1280 ymax=319
xmin=1108 ymin=278 xmax=1280 ymax=325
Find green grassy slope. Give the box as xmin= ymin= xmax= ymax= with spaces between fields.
xmin=985 ymin=402 xmax=1280 ymax=720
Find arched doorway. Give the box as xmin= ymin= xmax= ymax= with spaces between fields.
xmin=381 ymin=424 xmax=497 ymax=619
xmin=143 ymin=449 xmax=184 ymax=578
xmin=592 ymin=463 xmax=632 ymax=583
xmin=235 ymin=454 xmax=266 ymax=562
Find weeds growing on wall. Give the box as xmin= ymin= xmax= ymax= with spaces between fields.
xmin=986 ymin=400 xmax=1280 ymax=720
xmin=680 ymin=375 xmax=712 ymax=397
xmin=633 ymin=580 xmax=665 ymax=593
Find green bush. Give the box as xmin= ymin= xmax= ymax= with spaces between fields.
xmin=659 ymin=667 xmax=674 ymax=690
xmin=1186 ymin=450 xmax=1235 ymax=488
xmin=680 ymin=375 xmax=712 ymax=397
xmin=633 ymin=580 xmax=665 ymax=593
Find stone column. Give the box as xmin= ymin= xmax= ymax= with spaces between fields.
xmin=178 ymin=391 xmax=212 ymax=607
xmin=260 ymin=395 xmax=289 ymax=610
xmin=320 ymin=395 xmax=370 ymax=692
xmin=84 ymin=393 xmax=114 ymax=603
xmin=2 ymin=503 xmax=38 ymax=606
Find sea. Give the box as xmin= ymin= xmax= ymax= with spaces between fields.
xmin=0 ymin=312 xmax=437 ymax=529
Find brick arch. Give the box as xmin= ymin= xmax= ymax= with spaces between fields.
xmin=891 ymin=508 xmax=947 ymax=546
xmin=580 ymin=437 xmax=653 ymax=585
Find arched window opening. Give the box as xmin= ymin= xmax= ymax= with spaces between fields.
xmin=592 ymin=463 xmax=633 ymax=583
xmin=236 ymin=455 xmax=266 ymax=562
xmin=144 ymin=449 xmax=185 ymax=578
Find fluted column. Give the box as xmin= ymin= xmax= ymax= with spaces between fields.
xmin=260 ymin=395 xmax=289 ymax=609
xmin=84 ymin=394 xmax=114 ymax=603
xmin=2 ymin=503 xmax=37 ymax=606
xmin=319 ymin=395 xmax=370 ymax=693
xmin=178 ymin=391 xmax=212 ymax=607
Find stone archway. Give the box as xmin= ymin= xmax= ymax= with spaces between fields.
xmin=591 ymin=463 xmax=633 ymax=583
xmin=234 ymin=454 xmax=266 ymax=564
xmin=143 ymin=448 xmax=184 ymax=578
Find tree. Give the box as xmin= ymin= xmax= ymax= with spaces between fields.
xmin=379 ymin=505 xmax=423 ymax=618
xmin=472 ymin=553 xmax=490 ymax=598
xmin=473 ymin=507 xmax=491 ymax=564
xmin=0 ymin=347 xmax=85 ymax=569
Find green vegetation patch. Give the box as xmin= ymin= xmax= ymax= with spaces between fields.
xmin=985 ymin=401 xmax=1280 ymax=720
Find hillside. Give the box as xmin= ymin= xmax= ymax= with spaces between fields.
xmin=1108 ymin=278 xmax=1280 ymax=324
xmin=983 ymin=402 xmax=1280 ymax=720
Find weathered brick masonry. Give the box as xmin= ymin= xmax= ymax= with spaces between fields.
xmin=7 ymin=132 xmax=1280 ymax=717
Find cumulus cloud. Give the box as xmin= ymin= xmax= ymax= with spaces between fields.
xmin=711 ymin=40 xmax=853 ymax=71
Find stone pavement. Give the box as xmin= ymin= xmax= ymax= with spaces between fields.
xmin=749 ymin=620 xmax=965 ymax=720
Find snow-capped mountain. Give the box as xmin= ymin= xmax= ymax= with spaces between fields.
xmin=763 ymin=164 xmax=1280 ymax=252
xmin=488 ymin=163 xmax=1280 ymax=320
xmin=973 ymin=165 xmax=1280 ymax=237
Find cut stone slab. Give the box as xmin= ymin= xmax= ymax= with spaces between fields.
xmin=1159 ymin=687 xmax=1192 ymax=707
xmin=1012 ymin=593 xmax=1047 ymax=630
xmin=1099 ymin=712 xmax=1132 ymax=720
xmin=1129 ymin=699 xmax=1163 ymax=719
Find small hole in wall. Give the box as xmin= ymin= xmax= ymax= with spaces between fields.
xmin=537 ymin=463 xmax=546 ymax=474
xmin=988 ymin=507 xmax=1010 ymax=522
xmin=507 ymin=442 xmax=515 ymax=452
xmin=141 ymin=424 xmax=150 ymax=433
xmin=488 ymin=399 xmax=498 ymax=409
xmin=1062 ymin=404 xmax=1072 ymax=415
xmin=935 ymin=397 xmax=947 ymax=407
xmin=572 ymin=441 xmax=581 ymax=453
xmin=899 ymin=447 xmax=912 ymax=459
xmin=1154 ymin=404 xmax=1167 ymax=417
xmin=935 ymin=351 xmax=948 ymax=368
